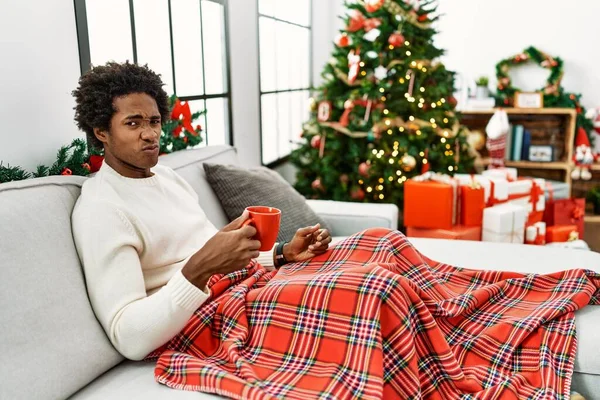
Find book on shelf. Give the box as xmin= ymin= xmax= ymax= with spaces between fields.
xmin=512 ymin=125 xmax=524 ymax=161
xmin=521 ymin=129 xmax=532 ymax=161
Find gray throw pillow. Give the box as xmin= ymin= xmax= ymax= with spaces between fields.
xmin=203 ymin=163 xmax=329 ymax=242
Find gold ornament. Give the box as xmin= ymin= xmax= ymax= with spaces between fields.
xmin=401 ymin=154 xmax=416 ymax=171
xmin=308 ymin=97 xmax=317 ymax=112
xmin=467 ymin=130 xmax=486 ymax=151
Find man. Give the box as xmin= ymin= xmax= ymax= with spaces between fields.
xmin=71 ymin=62 xmax=331 ymax=361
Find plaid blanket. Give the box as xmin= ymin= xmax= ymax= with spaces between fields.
xmin=148 ymin=228 xmax=599 ymax=399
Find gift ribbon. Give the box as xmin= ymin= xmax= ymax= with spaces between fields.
xmin=507 ymin=179 xmax=543 ymax=213
xmin=482 ymin=210 xmax=524 ymax=243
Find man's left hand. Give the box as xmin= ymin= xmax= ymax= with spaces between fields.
xmin=284 ymin=224 xmax=332 ymax=263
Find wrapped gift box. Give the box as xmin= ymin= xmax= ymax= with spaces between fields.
xmin=482 ymin=167 xmax=518 ymax=181
xmin=482 ymin=203 xmax=528 ymax=244
xmin=404 ymin=173 xmax=457 ymax=230
xmin=506 ymin=178 xmax=545 ymax=224
xmin=407 ymin=225 xmax=481 ymax=241
xmin=546 ymin=224 xmax=579 ymax=243
xmin=540 ymin=179 xmax=570 ymax=201
xmin=454 ymin=174 xmax=509 ymax=207
xmin=525 ymin=222 xmax=546 ymax=245
xmin=543 ymin=198 xmax=585 ymax=238
xmin=460 ymin=184 xmax=485 ymax=227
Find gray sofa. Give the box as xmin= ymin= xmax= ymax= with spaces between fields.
xmin=1 ymin=145 xmax=599 ymax=399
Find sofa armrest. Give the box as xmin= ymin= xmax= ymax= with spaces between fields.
xmin=306 ymin=199 xmax=399 ymax=237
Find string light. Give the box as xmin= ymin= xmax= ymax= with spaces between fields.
xmin=411 ymin=61 xmax=417 ymax=67
xmin=417 ymin=63 xmax=423 ymax=69
xmin=432 ymin=123 xmax=437 ymax=128
xmin=405 ymin=93 xmax=410 ymax=98
xmin=419 ymin=98 xmax=425 ymax=103
xmin=380 ymin=96 xmax=387 ymax=102
xmin=441 ymin=98 xmax=446 ymax=103
xmin=367 ymin=187 xmax=373 ymax=193
xmin=406 ymin=51 xmax=412 ymax=56
xmin=399 ymin=78 xmax=405 ymax=84
xmin=405 ymin=74 xmax=411 ymax=79
xmin=420 ymin=87 xmax=425 ymax=92
xmin=396 ymin=170 xmax=402 ymax=176
xmin=409 ymin=116 xmax=415 ymax=121
xmin=416 ymin=130 xmax=422 ymax=136
xmin=359 ymin=62 xmax=365 ymax=67
xmin=446 ymin=144 xmax=451 ymax=149
xmin=443 ymin=118 xmax=449 ymax=123
xmin=430 ymin=118 xmax=436 ymax=123
xmin=379 ymin=194 xmax=385 ymax=200
xmin=397 ymin=178 xmax=402 ymax=184
xmin=441 ymin=138 xmax=447 ymax=143
xmin=383 ymin=109 xmax=389 ymax=115
xmin=388 ymin=45 xmax=394 ymax=50
xmin=422 ymin=159 xmax=428 ymax=164
xmin=372 ymin=149 xmax=378 ymax=155
xmin=358 ymin=179 xmax=364 ymax=184
xmin=361 ymin=71 xmax=367 ymax=76
xmin=419 ymin=151 xmax=425 ymax=157
xmin=377 ymin=185 xmax=383 ymax=190
xmin=418 ymin=104 xmax=423 ymax=108
xmin=422 ymin=67 xmax=427 ymax=72
xmin=392 ymin=150 xmax=399 ymax=157
xmin=448 ymin=166 xmax=454 ymax=172
xmin=379 ymin=88 xmax=385 ymax=93
xmin=385 ymin=119 xmax=391 ymax=126
xmin=431 ymin=103 xmax=437 ymax=108
xmin=389 ymin=159 xmax=394 ymax=164
xmin=399 ymin=127 xmax=405 ymax=132
xmin=437 ymin=101 xmax=442 ymax=106
xmin=387 ymin=129 xmax=393 ymax=135
xmin=443 ymin=131 xmax=449 ymax=137
xmin=378 ymin=178 xmax=384 ymax=183
xmin=405 ymin=41 xmax=410 ymax=46
xmin=388 ymin=176 xmax=394 ymax=182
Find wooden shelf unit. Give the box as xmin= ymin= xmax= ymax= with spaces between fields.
xmin=460 ymin=108 xmax=577 ymax=195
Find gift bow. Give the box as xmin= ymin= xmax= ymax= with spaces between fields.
xmin=571 ymin=206 xmax=584 ymax=222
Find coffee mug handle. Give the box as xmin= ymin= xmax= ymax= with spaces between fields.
xmin=241 ymin=218 xmax=254 ymax=227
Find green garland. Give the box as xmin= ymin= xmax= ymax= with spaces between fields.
xmin=495 ymin=46 xmax=594 ymax=142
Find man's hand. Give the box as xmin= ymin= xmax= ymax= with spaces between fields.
xmin=182 ymin=210 xmax=262 ymax=289
xmin=283 ymin=224 xmax=332 ymax=263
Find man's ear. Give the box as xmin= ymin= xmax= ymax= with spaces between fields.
xmin=93 ymin=127 xmax=109 ymax=145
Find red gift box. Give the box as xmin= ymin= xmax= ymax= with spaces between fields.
xmin=460 ymin=185 xmax=485 ymax=227
xmin=404 ymin=174 xmax=457 ymax=230
xmin=543 ymin=198 xmax=585 ymax=239
xmin=546 ymin=225 xmax=579 ymax=243
xmin=407 ymin=225 xmax=481 ymax=241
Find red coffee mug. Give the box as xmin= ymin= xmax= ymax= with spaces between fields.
xmin=241 ymin=206 xmax=281 ymax=251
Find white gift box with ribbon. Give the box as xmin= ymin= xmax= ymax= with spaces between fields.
xmin=482 ymin=203 xmax=528 ymax=243
xmin=454 ymin=174 xmax=509 ymax=206
xmin=506 ymin=178 xmax=546 ymax=215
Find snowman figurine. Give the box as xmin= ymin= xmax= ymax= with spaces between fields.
xmin=571 ymin=127 xmax=597 ymax=180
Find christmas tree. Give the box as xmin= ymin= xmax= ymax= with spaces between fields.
xmin=290 ymin=0 xmax=473 ymax=207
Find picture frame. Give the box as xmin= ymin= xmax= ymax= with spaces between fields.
xmin=514 ymin=92 xmax=544 ymax=109
xmin=528 ymin=145 xmax=553 ymax=162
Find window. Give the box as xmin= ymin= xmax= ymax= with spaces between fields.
xmin=74 ymin=0 xmax=233 ymax=146
xmin=258 ymin=0 xmax=312 ymax=165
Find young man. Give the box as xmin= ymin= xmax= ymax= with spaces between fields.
xmin=71 ymin=62 xmax=331 ymax=361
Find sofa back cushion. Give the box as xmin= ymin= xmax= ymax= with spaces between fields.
xmin=0 ymin=176 xmax=123 ymax=400
xmin=158 ymin=145 xmax=238 ymax=229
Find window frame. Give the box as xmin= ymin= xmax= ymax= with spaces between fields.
xmin=256 ymin=0 xmax=313 ymax=168
xmin=73 ymin=0 xmax=234 ymax=146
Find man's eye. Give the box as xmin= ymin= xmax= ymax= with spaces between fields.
xmin=150 ymin=120 xmax=161 ymax=125
xmin=126 ymin=121 xmax=138 ymax=126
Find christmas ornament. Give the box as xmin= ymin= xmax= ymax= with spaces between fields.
xmin=317 ymin=101 xmax=332 ymax=122
xmin=351 ymin=187 xmax=366 ymax=201
xmin=365 ymin=0 xmax=384 ymax=13
xmin=311 ymin=178 xmax=323 ymax=191
xmin=89 ymin=155 xmax=104 ymax=173
xmin=374 ymin=65 xmax=388 ymax=81
xmin=417 ymin=13 xmax=428 ymax=22
xmin=571 ymin=127 xmax=597 ymax=180
xmin=367 ymin=130 xmax=375 ymax=142
xmin=310 ymin=135 xmax=321 ymax=149
xmin=358 ymin=162 xmax=370 ymax=177
xmin=61 ymin=168 xmax=73 ymax=176
xmin=348 ymin=50 xmax=361 ymax=84
xmin=447 ymin=96 xmax=458 ymax=108
xmin=388 ymin=32 xmax=405 ymax=47
xmin=82 ymin=163 xmax=91 ymax=172
xmin=335 ymin=33 xmax=351 ymax=48
xmin=467 ymin=130 xmax=486 ymax=151
xmin=406 ymin=69 xmax=415 ymax=97
xmin=401 ymin=154 xmax=416 ymax=171
xmin=363 ymin=29 xmax=381 ymax=42
xmin=364 ymin=18 xmax=382 ymax=32
xmin=347 ymin=10 xmax=365 ymax=32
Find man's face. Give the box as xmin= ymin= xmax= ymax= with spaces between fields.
xmin=97 ymin=92 xmax=162 ymax=177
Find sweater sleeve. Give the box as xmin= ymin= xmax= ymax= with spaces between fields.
xmin=72 ymin=201 xmax=209 ymax=361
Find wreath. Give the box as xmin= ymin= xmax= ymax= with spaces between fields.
xmin=494 ymin=46 xmax=594 ymax=142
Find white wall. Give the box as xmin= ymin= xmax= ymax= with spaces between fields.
xmin=0 ymin=0 xmax=82 ymax=171
xmin=436 ymin=0 xmax=600 ymax=109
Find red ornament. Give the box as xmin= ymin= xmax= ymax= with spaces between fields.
xmin=183 ymin=136 xmax=189 ymax=144
xmin=311 ymin=135 xmax=322 ymax=149
xmin=388 ymin=32 xmax=405 ymax=47
xmin=365 ymin=0 xmax=384 ymax=13
xmin=347 ymin=10 xmax=365 ymax=32
xmin=417 ymin=14 xmax=428 ymax=22
xmin=81 ymin=163 xmax=91 ymax=172
xmin=358 ymin=162 xmax=370 ymax=177
xmin=61 ymin=168 xmax=72 ymax=176
xmin=447 ymin=96 xmax=458 ymax=107
xmin=311 ymin=178 xmax=323 ymax=191
xmin=351 ymin=187 xmax=366 ymax=201
xmin=364 ymin=18 xmax=382 ymax=32
xmin=89 ymin=155 xmax=104 ymax=173
xmin=335 ymin=33 xmax=351 ymax=48
xmin=576 ymin=107 xmax=582 ymax=114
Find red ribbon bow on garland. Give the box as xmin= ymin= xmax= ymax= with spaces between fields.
xmin=171 ymin=99 xmax=197 ymax=137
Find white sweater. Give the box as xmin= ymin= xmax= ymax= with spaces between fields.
xmin=72 ymin=162 xmax=275 ymax=360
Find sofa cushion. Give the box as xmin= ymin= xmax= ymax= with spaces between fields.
xmin=158 ymin=145 xmax=238 ymax=229
xmin=203 ymin=163 xmax=330 ymax=242
xmin=0 ymin=176 xmax=123 ymax=400
xmin=70 ymin=361 xmax=221 ymax=399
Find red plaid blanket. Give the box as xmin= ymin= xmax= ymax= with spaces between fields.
xmin=147 ymin=228 xmax=599 ymax=399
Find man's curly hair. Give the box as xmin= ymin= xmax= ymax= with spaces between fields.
xmin=72 ymin=61 xmax=170 ymax=150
